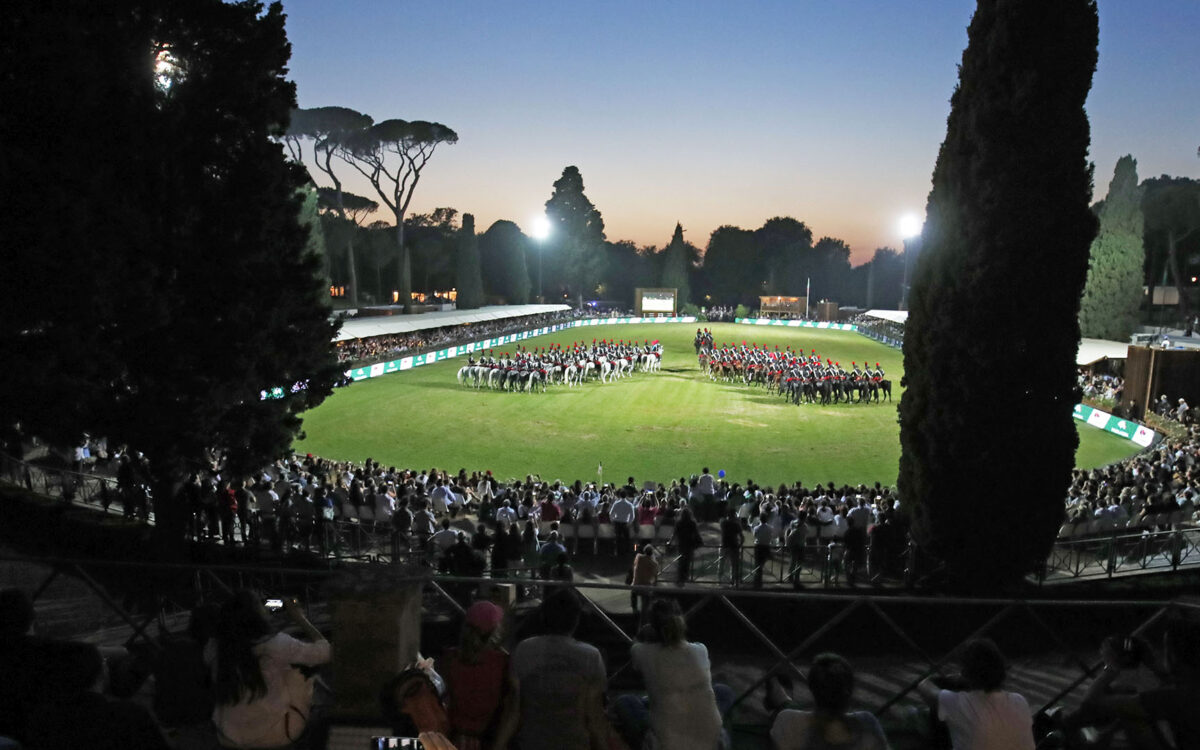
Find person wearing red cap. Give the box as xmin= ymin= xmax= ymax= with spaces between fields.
xmin=439 ymin=601 xmax=508 ymax=750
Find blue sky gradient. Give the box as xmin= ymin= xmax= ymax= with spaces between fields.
xmin=280 ymin=0 xmax=1200 ymax=264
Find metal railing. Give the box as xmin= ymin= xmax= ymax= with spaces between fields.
xmin=6 ymin=552 xmax=1195 ymax=732
xmin=1040 ymin=525 xmax=1200 ymax=582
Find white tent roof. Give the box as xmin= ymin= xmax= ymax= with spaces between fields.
xmin=1077 ymin=338 xmax=1129 ymax=366
xmin=864 ymin=310 xmax=908 ymax=324
xmin=333 ymin=304 xmax=571 ymax=342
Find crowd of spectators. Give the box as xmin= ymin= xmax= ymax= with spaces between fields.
xmin=17 ymin=578 xmax=1196 ymax=750
xmin=335 ymin=309 xmax=593 ymax=365
xmin=1078 ymin=373 xmax=1124 ymax=405
xmin=848 ymin=315 xmax=904 ymax=348
xmin=1062 ymin=423 xmax=1199 ymax=530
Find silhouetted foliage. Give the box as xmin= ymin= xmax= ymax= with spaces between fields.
xmin=898 ymin=0 xmax=1099 ymax=591
xmin=545 ymin=166 xmax=606 ymax=307
xmin=0 ymin=0 xmax=343 ymax=549
xmin=479 ymin=221 xmax=532 ymax=304
xmin=660 ymin=223 xmax=696 ymax=306
xmin=456 ymin=214 xmax=485 ymax=309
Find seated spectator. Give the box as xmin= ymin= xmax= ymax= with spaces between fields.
xmin=439 ymin=601 xmax=508 ymax=750
xmin=207 ymin=591 xmax=331 ymax=749
xmin=1065 ymin=615 xmax=1200 ymax=749
xmin=918 ymin=638 xmax=1034 ymax=750
xmin=152 ymin=603 xmax=220 ymax=731
xmin=23 ymin=639 xmax=170 ymax=750
xmin=0 ymin=588 xmax=42 ymax=742
xmin=550 ymin=553 xmax=575 ymax=582
xmin=613 ymin=598 xmax=731 ymax=750
xmin=769 ymin=653 xmax=889 ymax=749
xmin=492 ymin=589 xmax=608 ymax=750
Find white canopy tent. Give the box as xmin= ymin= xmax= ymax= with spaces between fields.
xmin=333 ymin=304 xmax=571 ymax=343
xmin=1076 ymin=338 xmax=1129 ymax=367
xmin=864 ymin=310 xmax=908 ymax=324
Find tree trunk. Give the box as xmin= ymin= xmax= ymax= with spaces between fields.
xmin=1167 ymin=228 xmax=1193 ymax=320
xmin=346 ymin=236 xmax=359 ymax=308
xmin=395 ymin=218 xmax=412 ymax=313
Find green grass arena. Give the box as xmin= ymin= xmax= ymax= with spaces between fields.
xmin=297 ymin=322 xmax=1139 ymax=486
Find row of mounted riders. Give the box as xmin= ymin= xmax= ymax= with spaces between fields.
xmin=698 ymin=345 xmax=893 ymax=405
xmin=456 ymin=342 xmax=664 ymax=392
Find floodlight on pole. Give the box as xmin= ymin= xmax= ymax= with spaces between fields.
xmin=898 ymin=212 xmax=923 ymax=311
xmin=531 ymin=214 xmax=551 ymax=302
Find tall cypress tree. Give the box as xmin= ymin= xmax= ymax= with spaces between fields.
xmin=660 ymin=223 xmax=693 ymax=307
xmin=456 ymin=213 xmax=485 ymax=309
xmin=1080 ymin=156 xmax=1144 ymax=341
xmin=897 ymin=0 xmax=1099 ymax=591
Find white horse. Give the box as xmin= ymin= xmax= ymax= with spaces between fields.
xmin=599 ymin=359 xmax=613 ymax=383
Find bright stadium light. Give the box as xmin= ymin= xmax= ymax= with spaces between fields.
xmin=899 ymin=213 xmax=923 ymax=239
xmin=530 ymin=215 xmax=551 ymax=241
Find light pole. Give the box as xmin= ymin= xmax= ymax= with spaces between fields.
xmin=898 ymin=213 xmax=923 ymax=311
xmin=530 ymin=215 xmax=551 ymax=303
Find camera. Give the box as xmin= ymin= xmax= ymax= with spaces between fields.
xmin=371 ymin=738 xmax=423 ymax=750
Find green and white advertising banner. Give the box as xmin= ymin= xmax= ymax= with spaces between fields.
xmin=735 ymin=318 xmax=857 ymax=331
xmin=1072 ymin=403 xmax=1156 ymax=447
xmin=341 ymin=315 xmax=698 ymax=382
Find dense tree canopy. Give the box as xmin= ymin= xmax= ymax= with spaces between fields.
xmin=1080 ymin=156 xmax=1144 ymax=341
xmin=660 ymin=223 xmax=696 ymax=307
xmin=898 ymin=0 xmax=1099 ymax=591
xmin=456 ymin=214 xmax=485 ymax=309
xmin=545 ymin=166 xmax=606 ymax=307
xmin=341 ymin=119 xmax=459 ymax=312
xmin=0 ymin=0 xmax=343 ymax=548
xmin=479 ymin=220 xmax=532 ymax=304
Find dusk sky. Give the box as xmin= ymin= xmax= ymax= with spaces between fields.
xmin=280 ymin=0 xmax=1199 ymax=266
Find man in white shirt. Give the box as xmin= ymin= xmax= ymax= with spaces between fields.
xmin=918 ymin=638 xmax=1035 ymax=750
xmin=429 ymin=479 xmax=456 ymax=516
xmin=609 ymin=491 xmax=637 ymax=556
xmin=751 ymin=515 xmax=776 ymax=588
xmin=495 ymin=499 xmax=517 ymax=525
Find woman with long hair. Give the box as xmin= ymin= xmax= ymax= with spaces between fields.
xmin=613 ymin=598 xmax=729 ymax=750
xmin=208 ymin=590 xmax=331 ymax=749
xmin=769 ymin=653 xmax=889 ymax=749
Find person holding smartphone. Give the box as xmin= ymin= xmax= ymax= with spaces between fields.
xmin=207 ymin=590 xmax=331 ymax=748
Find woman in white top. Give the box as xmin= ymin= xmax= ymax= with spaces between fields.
xmin=613 ymin=598 xmax=729 ymax=750
xmin=208 ymin=591 xmax=331 ymax=749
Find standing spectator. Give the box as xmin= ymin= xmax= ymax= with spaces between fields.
xmin=752 ymin=513 xmax=776 ymax=588
xmin=720 ymin=509 xmax=744 ymax=586
xmin=610 ymin=490 xmax=637 ymax=556
xmin=697 ymin=467 xmax=717 ymax=520
xmin=630 ymin=545 xmax=660 ymax=623
xmin=493 ymin=590 xmax=608 ymax=750
xmin=843 ymin=515 xmax=867 ymax=587
xmin=521 ymin=521 xmax=540 ymax=575
xmin=538 ymin=531 xmax=567 ymax=580
xmin=670 ymin=507 xmax=703 ymax=585
xmin=490 ymin=521 xmax=511 ymax=578
xmin=413 ymin=500 xmax=437 ymax=557
xmin=918 ymin=638 xmax=1034 ymax=750
xmin=613 ymin=598 xmax=730 ymax=750
xmin=786 ymin=514 xmax=810 ymax=590
xmin=440 ymin=601 xmax=508 ymax=750
xmin=769 ymin=653 xmax=890 ymax=750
